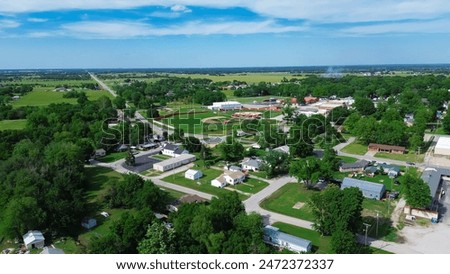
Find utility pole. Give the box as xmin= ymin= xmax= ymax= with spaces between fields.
xmin=375 ymin=211 xmax=380 ymax=237
xmin=363 ymin=223 xmax=371 ymax=246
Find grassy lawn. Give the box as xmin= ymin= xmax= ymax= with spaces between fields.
xmin=374 ymin=152 xmax=424 ymax=163
xmin=337 ymin=156 xmax=358 ymax=163
xmin=260 ymin=183 xmax=317 ymax=222
xmin=272 ymin=222 xmax=332 ymax=254
xmin=85 ymin=166 xmax=124 ymax=205
xmin=0 ymin=119 xmax=27 ymax=130
xmin=162 ymin=168 xmax=249 ymax=199
xmin=251 ymin=170 xmax=268 ymax=179
xmin=53 ymin=237 xmax=85 ymax=254
xmin=97 ymin=152 xmax=127 ymax=163
xmin=167 ymin=73 xmax=300 ymax=84
xmin=341 ymin=142 xmax=368 ymax=155
xmin=12 ymin=90 xmax=113 ymax=107
xmin=231 ymin=178 xmax=269 ymax=194
xmin=152 ymin=154 xmax=172 ymax=160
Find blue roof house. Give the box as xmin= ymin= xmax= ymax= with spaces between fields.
xmin=263 ymin=225 xmax=312 ymax=253
xmin=341 ymin=178 xmax=386 ymax=200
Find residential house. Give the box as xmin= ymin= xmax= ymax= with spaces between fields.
xmin=153 ymin=154 xmax=196 ymax=172
xmin=224 ymin=165 xmax=242 ymax=172
xmin=341 ymin=178 xmax=386 ymax=200
xmin=185 ymin=169 xmax=203 ymax=180
xmin=368 ymin=143 xmax=406 ymax=154
xmin=242 ymin=159 xmax=262 ymax=171
xmin=364 ymin=166 xmax=378 ymax=177
xmin=378 ymin=164 xmax=401 ymax=178
xmin=23 ymin=230 xmax=45 ymax=250
xmin=421 ymin=167 xmax=450 ymax=205
xmin=339 ymin=160 xmax=369 ymax=173
xmin=263 ymin=225 xmax=312 ymax=253
xmin=168 ymin=194 xmax=207 ymax=212
xmin=162 ymin=143 xmax=189 ymax=157
xmin=81 ymin=217 xmax=97 ymax=229
xmin=211 ymin=170 xmax=246 ymax=188
xmin=273 ymin=145 xmax=290 ymax=155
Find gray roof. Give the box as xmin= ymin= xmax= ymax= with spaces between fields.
xmin=274 ymin=145 xmax=289 ymax=154
xmin=164 ymin=143 xmax=179 ymax=152
xmin=342 ymin=177 xmax=385 ymax=193
xmin=40 ymin=247 xmax=65 ymax=254
xmin=365 ymin=166 xmax=378 ymax=173
xmin=264 ymin=226 xmax=311 ymax=250
xmin=174 ymin=147 xmax=187 ymax=154
xmin=340 ymin=160 xmax=369 ymax=170
xmin=421 ymin=168 xmax=450 ymax=199
xmin=242 ymin=159 xmax=261 ymax=168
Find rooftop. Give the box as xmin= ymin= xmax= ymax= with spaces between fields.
xmin=264 ymin=225 xmax=311 ymax=249
xmin=342 ymin=177 xmax=385 ymax=193
xmin=369 ymin=143 xmax=406 ymax=151
xmin=421 ymin=168 xmax=450 ymax=199
xmin=155 ymin=154 xmax=196 ymax=166
xmin=340 ymin=160 xmax=369 ymax=169
xmin=435 ymin=137 xmax=450 ymax=150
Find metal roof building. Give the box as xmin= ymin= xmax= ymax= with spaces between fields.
xmin=263 ymin=225 xmax=312 ymax=253
xmin=153 ymin=154 xmax=196 ymax=172
xmin=421 ymin=167 xmax=450 ymax=203
xmin=341 ymin=177 xmax=386 ymax=200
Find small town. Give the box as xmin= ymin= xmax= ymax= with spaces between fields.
xmin=1 ymin=2 xmax=450 ymax=266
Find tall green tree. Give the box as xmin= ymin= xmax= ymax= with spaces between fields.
xmin=138 ymin=222 xmax=176 ymax=254
xmin=260 ymin=150 xmax=290 ymax=178
xmin=218 ymin=136 xmax=244 ymax=162
xmin=403 ymin=169 xmax=432 ymax=208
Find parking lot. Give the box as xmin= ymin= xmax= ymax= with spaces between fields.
xmin=122 ymin=154 xmax=161 ymax=173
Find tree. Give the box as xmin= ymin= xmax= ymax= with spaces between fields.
xmin=183 ymin=136 xmax=202 ymax=153
xmin=354 ymin=97 xmax=376 ymax=116
xmin=288 ymin=126 xmax=314 ymax=158
xmin=210 ymin=192 xmax=245 ymax=231
xmin=403 ymin=169 xmax=432 ymax=209
xmin=443 ymin=113 xmax=450 ymax=134
xmin=218 ymin=136 xmax=244 ymax=162
xmin=169 ymin=128 xmax=184 ymax=142
xmin=327 ymin=106 xmax=350 ymax=125
xmin=258 ymin=121 xmax=285 ymax=149
xmin=113 ymin=96 xmax=127 ymax=109
xmin=2 ymin=197 xmax=46 ymax=238
xmin=200 ymin=144 xmax=212 ymax=167
xmin=308 ymin=185 xmax=363 ymax=236
xmin=125 ymin=149 xmax=136 ymax=166
xmin=289 ymin=158 xmax=321 ymax=188
xmin=138 ymin=221 xmax=176 ymax=254
xmin=261 ymin=150 xmax=290 ymax=178
xmin=331 ymin=229 xmax=360 ymax=254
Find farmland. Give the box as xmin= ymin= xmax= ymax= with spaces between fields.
xmin=12 ymin=90 xmax=114 ymax=108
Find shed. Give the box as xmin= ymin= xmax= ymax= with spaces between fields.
xmin=23 ymin=230 xmax=45 ymax=250
xmin=341 ymin=178 xmax=386 ymax=200
xmin=211 ymin=175 xmax=227 ymax=188
xmin=263 ymin=225 xmax=312 ymax=253
xmin=185 ymin=169 xmax=203 ymax=180
xmin=81 ymin=218 xmax=97 ymax=229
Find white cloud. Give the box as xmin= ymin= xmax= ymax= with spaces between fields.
xmin=170 ymin=4 xmax=191 ymax=13
xmin=149 ymin=11 xmax=181 ymax=19
xmin=343 ymin=18 xmax=450 ymax=35
xmin=27 ymin=17 xmax=48 ymax=23
xmin=60 ymin=20 xmax=305 ymax=39
xmin=2 ymin=0 xmax=450 ymax=23
xmin=0 ymin=19 xmax=20 ymax=29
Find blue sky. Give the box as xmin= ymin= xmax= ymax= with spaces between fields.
xmin=1 ymin=0 xmax=450 ymax=69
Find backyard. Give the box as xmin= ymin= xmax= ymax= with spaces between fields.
xmin=341 ymin=141 xmax=368 ymax=155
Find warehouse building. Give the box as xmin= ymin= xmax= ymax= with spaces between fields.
xmin=434 ymin=137 xmax=450 ymax=156
xmin=341 ymin=178 xmax=386 ymax=200
xmin=153 ymin=154 xmax=196 ymax=172
xmin=207 ymin=101 xmax=243 ymax=111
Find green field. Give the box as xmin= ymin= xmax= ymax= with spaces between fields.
xmin=168 ymin=73 xmax=302 ymax=84
xmin=0 ymin=119 xmax=27 ymax=130
xmin=337 ymin=156 xmax=358 ymax=163
xmin=231 ymin=178 xmax=269 ymax=194
xmin=341 ymin=142 xmax=368 ymax=155
xmin=12 ymin=90 xmax=114 ymax=108
xmin=374 ymin=152 xmax=424 ymax=163
xmin=97 ymin=152 xmax=127 ymax=163
xmin=260 ymin=183 xmax=317 ymax=222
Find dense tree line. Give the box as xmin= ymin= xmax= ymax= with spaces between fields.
xmin=139 ymin=192 xmax=269 ymax=254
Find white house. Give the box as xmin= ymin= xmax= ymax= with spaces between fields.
xmin=153 ymin=154 xmax=196 ymax=172
xmin=81 ymin=218 xmax=97 ymax=229
xmin=23 ymin=230 xmax=45 ymax=250
xmin=274 ymin=145 xmax=290 ymax=155
xmin=224 ymin=165 xmax=242 ymax=172
xmin=263 ymin=225 xmax=312 ymax=253
xmin=242 ymin=159 xmax=262 ymax=171
xmin=207 ymin=101 xmax=243 ymax=111
xmin=162 ymin=143 xmax=189 ymax=157
xmin=185 ymin=169 xmax=203 ymax=180
xmin=211 ymin=176 xmax=227 ymax=188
